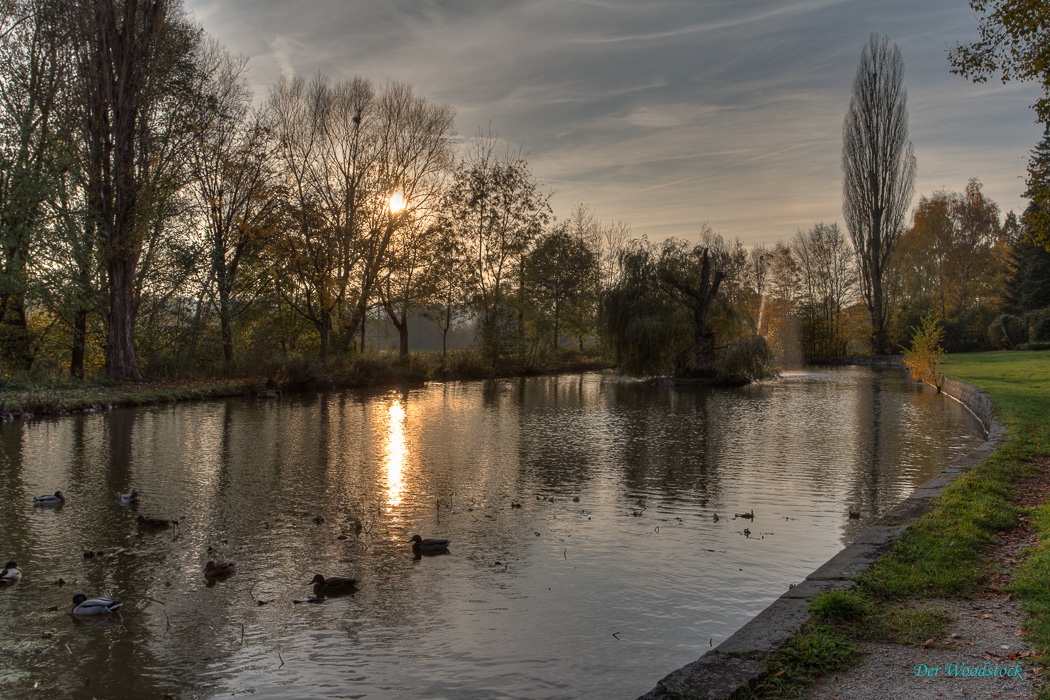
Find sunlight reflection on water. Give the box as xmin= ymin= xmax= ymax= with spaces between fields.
xmin=0 ymin=367 xmax=983 ymax=699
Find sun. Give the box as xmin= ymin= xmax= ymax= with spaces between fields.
xmin=388 ymin=192 xmax=406 ymax=214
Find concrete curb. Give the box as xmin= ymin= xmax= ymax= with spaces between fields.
xmin=638 ymin=372 xmax=1004 ymax=700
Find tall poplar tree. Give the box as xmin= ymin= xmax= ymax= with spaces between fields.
xmin=842 ymin=34 xmax=916 ymax=354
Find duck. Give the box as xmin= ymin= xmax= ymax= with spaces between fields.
xmin=136 ymin=515 xmax=172 ymax=529
xmin=203 ymin=560 xmax=236 ymax=578
xmin=71 ymin=593 xmax=122 ymax=615
xmin=310 ymin=574 xmax=358 ymax=595
xmin=0 ymin=561 xmax=21 ymax=584
xmin=33 ymin=491 xmax=64 ymax=505
xmin=409 ymin=534 xmax=451 ymax=555
xmin=118 ymin=491 xmax=139 ymax=504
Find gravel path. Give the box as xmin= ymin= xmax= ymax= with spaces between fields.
xmin=807 ymin=597 xmax=1039 ymax=699
xmin=807 ymin=461 xmax=1050 ymax=700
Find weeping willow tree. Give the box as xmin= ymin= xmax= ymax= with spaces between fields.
xmin=603 ymin=237 xmax=774 ymax=383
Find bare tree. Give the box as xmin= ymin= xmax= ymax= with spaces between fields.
xmin=792 ymin=222 xmax=856 ymax=357
xmin=266 ymin=74 xmax=454 ymax=365
xmin=842 ymin=34 xmax=916 ymax=353
xmin=187 ymin=41 xmax=276 ymax=370
xmin=441 ymin=133 xmax=551 ymax=361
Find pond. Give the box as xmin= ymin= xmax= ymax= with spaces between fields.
xmin=0 ymin=367 xmax=984 ymax=699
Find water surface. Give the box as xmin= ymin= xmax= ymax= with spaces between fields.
xmin=0 ymin=367 xmax=983 ymax=698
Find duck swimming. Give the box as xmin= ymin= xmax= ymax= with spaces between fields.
xmin=136 ymin=515 xmax=172 ymax=529
xmin=118 ymin=491 xmax=139 ymax=504
xmin=409 ymin=534 xmax=451 ymax=555
xmin=0 ymin=561 xmax=21 ymax=584
xmin=311 ymin=574 xmax=358 ymax=595
xmin=204 ymin=560 xmax=236 ymax=578
xmin=33 ymin=491 xmax=64 ymax=505
xmin=71 ymin=593 xmax=122 ymax=615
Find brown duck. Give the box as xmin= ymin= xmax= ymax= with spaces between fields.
xmin=311 ymin=574 xmax=358 ymax=595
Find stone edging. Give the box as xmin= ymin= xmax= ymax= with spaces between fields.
xmin=638 ymin=373 xmax=1005 ymax=700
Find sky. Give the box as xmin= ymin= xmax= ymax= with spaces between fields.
xmin=182 ymin=0 xmax=1045 ymax=247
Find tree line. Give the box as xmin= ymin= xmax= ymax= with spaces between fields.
xmin=0 ymin=3 xmax=1047 ymax=386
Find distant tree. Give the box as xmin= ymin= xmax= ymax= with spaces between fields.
xmin=604 ymin=239 xmax=692 ymax=376
xmin=842 ymin=34 xmax=917 ymax=353
xmin=1022 ymin=127 xmax=1050 ymax=250
xmin=378 ymin=215 xmax=444 ymax=357
xmin=893 ymin=180 xmax=1004 ymax=350
xmin=524 ymin=228 xmax=598 ymax=352
xmin=1006 ymin=203 xmax=1050 ymax=312
xmin=420 ymin=221 xmax=470 ymax=360
xmin=440 ymin=134 xmax=551 ymax=362
xmin=187 ymin=42 xmax=277 ymax=371
xmin=792 ymin=222 xmax=856 ymax=358
xmin=605 ymin=236 xmax=772 ymax=382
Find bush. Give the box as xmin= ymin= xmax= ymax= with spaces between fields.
xmin=1031 ymin=307 xmax=1050 ymax=342
xmin=988 ymin=314 xmax=1029 ymax=349
xmin=713 ymin=333 xmax=777 ymax=383
xmin=902 ymin=314 xmax=945 ymax=389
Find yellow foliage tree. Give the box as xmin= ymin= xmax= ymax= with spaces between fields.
xmin=903 ymin=314 xmax=945 ymax=391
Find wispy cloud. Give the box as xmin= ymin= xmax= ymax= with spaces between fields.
xmin=184 ymin=0 xmax=1042 ymax=244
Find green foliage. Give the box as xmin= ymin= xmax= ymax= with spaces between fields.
xmin=1007 ymin=224 xmax=1050 ymax=309
xmin=603 ymin=241 xmax=692 ymax=376
xmin=809 ymin=589 xmax=870 ymax=622
xmin=735 ymin=624 xmax=861 ymax=699
xmin=987 ymin=313 xmax=1029 ymax=349
xmin=523 ymin=229 xmax=600 ymax=352
xmin=949 ymin=1 xmax=1050 ymax=124
xmin=1010 ymin=504 xmax=1050 ymax=698
xmin=713 ymin=333 xmax=776 ymax=384
xmin=1031 ymin=307 xmax=1050 ymax=341
xmin=604 ymin=237 xmax=775 ymax=382
xmin=902 ymin=314 xmax=946 ymax=388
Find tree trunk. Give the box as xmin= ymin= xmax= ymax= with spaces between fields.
xmin=319 ymin=318 xmax=330 ymax=368
xmin=382 ymin=301 xmax=410 ymax=357
xmin=218 ymin=279 xmax=234 ymax=370
xmin=106 ymin=256 xmax=141 ymax=380
xmin=71 ymin=306 xmax=87 ymax=379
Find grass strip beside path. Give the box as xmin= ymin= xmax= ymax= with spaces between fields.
xmin=737 ymin=350 xmax=1050 ymax=698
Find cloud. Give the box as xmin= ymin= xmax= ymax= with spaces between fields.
xmin=183 ymin=0 xmax=1043 ymax=245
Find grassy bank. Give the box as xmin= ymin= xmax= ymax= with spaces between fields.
xmin=0 ymin=349 xmax=610 ymax=417
xmin=738 ymin=350 xmax=1050 ymax=698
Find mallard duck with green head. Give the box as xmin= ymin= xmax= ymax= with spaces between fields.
xmin=71 ymin=594 xmax=122 ymax=615
xmin=33 ymin=491 xmax=64 ymax=505
xmin=0 ymin=561 xmax=21 ymax=584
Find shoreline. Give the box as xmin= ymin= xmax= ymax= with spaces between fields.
xmin=639 ymin=367 xmax=1005 ymax=700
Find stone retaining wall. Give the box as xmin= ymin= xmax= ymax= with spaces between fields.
xmin=638 ymin=371 xmax=1004 ymax=700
